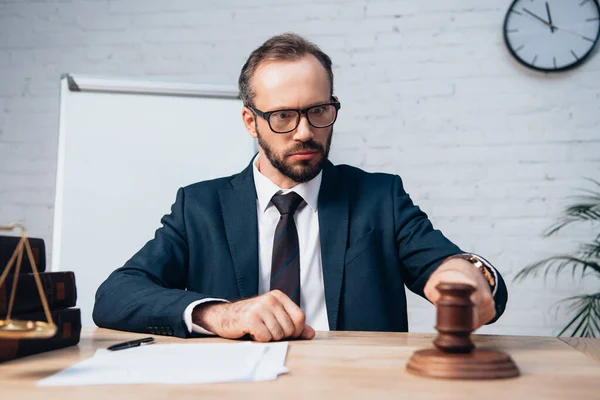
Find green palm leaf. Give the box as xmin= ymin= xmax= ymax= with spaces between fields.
xmin=514 ymin=255 xmax=600 ymax=282
xmin=545 ymin=203 xmax=600 ymax=236
xmin=545 ymin=179 xmax=600 ymax=236
xmin=514 ymin=178 xmax=600 ymax=337
xmin=578 ymin=241 xmax=600 ymax=259
xmin=554 ymin=293 xmax=600 ymax=338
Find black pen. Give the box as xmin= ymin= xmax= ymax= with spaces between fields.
xmin=107 ymin=336 xmax=155 ymax=351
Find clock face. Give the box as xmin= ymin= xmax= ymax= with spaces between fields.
xmin=504 ymin=0 xmax=600 ymax=71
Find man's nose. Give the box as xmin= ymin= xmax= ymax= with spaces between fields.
xmin=293 ymin=115 xmax=314 ymax=142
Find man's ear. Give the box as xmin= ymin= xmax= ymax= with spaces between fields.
xmin=242 ymin=106 xmax=258 ymax=139
xmin=332 ymin=95 xmax=339 ymax=102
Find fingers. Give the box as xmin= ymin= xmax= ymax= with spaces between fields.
xmin=267 ymin=291 xmax=314 ymax=340
xmin=477 ymin=292 xmax=496 ymax=327
xmin=271 ymin=290 xmax=306 ymax=338
xmin=260 ymin=312 xmax=285 ymax=341
xmin=470 ymin=288 xmax=496 ymax=329
xmin=472 ymin=307 xmax=480 ymax=331
xmin=428 ymin=265 xmax=495 ymax=330
xmin=271 ymin=303 xmax=296 ymax=338
xmin=260 ymin=303 xmax=297 ymax=341
xmin=424 ymin=268 xmax=478 ymax=306
xmin=247 ymin=315 xmax=272 ymax=343
xmin=300 ymin=324 xmax=315 ymax=340
xmin=242 ymin=290 xmax=309 ymax=342
xmin=473 ymin=304 xmax=495 ymax=330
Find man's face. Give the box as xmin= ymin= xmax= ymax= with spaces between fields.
xmin=245 ymin=55 xmax=334 ymax=184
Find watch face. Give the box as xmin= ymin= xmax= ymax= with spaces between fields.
xmin=503 ymin=0 xmax=600 ymax=72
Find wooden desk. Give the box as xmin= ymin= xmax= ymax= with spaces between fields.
xmin=1 ymin=328 xmax=599 ymax=399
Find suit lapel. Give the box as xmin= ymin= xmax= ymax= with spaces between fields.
xmin=318 ymin=161 xmax=349 ymax=330
xmin=219 ymin=162 xmax=259 ymax=299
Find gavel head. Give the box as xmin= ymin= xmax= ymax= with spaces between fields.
xmin=433 ymin=282 xmax=476 ymax=354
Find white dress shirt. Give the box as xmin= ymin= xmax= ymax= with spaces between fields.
xmin=183 ymin=157 xmax=330 ymax=334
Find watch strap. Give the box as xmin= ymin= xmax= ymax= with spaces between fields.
xmin=443 ymin=253 xmax=498 ymax=297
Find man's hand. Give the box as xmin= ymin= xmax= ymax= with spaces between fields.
xmin=424 ymin=258 xmax=495 ymax=330
xmin=192 ymin=290 xmax=315 ymax=342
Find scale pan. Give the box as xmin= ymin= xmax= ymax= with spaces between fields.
xmin=0 ymin=319 xmax=57 ymax=339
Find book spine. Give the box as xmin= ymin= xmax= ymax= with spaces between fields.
xmin=0 ymin=272 xmax=77 ymax=317
xmin=0 ymin=236 xmax=46 ymax=274
xmin=0 ymin=308 xmax=82 ymax=362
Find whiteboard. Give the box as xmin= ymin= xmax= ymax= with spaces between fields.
xmin=52 ymin=75 xmax=255 ymax=326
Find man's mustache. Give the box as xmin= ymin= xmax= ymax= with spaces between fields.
xmin=284 ymin=141 xmax=325 ymax=157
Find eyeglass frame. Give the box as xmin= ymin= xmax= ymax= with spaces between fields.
xmin=247 ymin=97 xmax=341 ymax=134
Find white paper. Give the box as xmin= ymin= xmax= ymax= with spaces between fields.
xmin=37 ymin=341 xmax=288 ymax=386
xmin=247 ymin=342 xmax=289 ymax=381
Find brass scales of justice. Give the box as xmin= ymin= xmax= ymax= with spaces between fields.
xmin=0 ymin=223 xmax=57 ymax=339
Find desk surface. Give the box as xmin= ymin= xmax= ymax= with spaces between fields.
xmin=1 ymin=328 xmax=599 ymax=399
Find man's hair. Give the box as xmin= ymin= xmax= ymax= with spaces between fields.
xmin=238 ymin=33 xmax=334 ymax=107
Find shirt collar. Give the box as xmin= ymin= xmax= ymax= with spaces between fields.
xmin=252 ymin=155 xmax=322 ymax=214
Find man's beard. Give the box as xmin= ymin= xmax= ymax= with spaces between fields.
xmin=256 ymin=125 xmax=332 ymax=184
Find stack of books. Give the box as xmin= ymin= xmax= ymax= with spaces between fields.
xmin=0 ymin=235 xmax=81 ymax=362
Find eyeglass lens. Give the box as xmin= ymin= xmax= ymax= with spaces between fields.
xmin=269 ymin=104 xmax=337 ymax=133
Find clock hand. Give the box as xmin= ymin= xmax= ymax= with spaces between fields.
xmin=554 ymin=25 xmax=596 ymax=42
xmin=522 ymin=7 xmax=552 ymax=27
xmin=545 ymin=2 xmax=556 ymax=33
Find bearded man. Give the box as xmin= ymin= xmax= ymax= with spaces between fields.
xmin=93 ymin=33 xmax=507 ymax=341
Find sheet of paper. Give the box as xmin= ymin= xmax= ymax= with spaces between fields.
xmin=37 ymin=341 xmax=288 ymax=386
xmin=247 ymin=341 xmax=289 ymax=381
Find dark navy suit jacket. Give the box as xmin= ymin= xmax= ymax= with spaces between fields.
xmin=93 ymin=160 xmax=507 ymax=338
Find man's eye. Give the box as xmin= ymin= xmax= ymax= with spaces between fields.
xmin=274 ymin=112 xmax=293 ymax=120
xmin=310 ymin=107 xmax=325 ymax=115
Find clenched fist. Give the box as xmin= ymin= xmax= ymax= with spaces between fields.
xmin=424 ymin=258 xmax=496 ymax=330
xmin=192 ymin=290 xmax=315 ymax=342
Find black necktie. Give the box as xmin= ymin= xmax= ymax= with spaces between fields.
xmin=270 ymin=192 xmax=305 ymax=306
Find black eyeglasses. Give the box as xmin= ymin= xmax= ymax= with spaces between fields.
xmin=248 ymin=100 xmax=341 ymax=134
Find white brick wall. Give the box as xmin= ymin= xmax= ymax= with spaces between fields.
xmin=1 ymin=0 xmax=599 ymax=336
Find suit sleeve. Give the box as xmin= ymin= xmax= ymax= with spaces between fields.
xmin=92 ymin=187 xmax=210 ymax=338
xmin=487 ymin=266 xmax=508 ymax=325
xmin=392 ymin=175 xmax=508 ymax=323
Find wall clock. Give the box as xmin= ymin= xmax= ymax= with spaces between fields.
xmin=503 ymin=0 xmax=600 ymax=72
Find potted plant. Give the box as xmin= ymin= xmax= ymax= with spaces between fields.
xmin=514 ymin=179 xmax=600 ymax=338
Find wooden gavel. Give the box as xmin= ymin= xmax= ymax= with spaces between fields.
xmin=406 ymin=282 xmax=520 ymax=380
